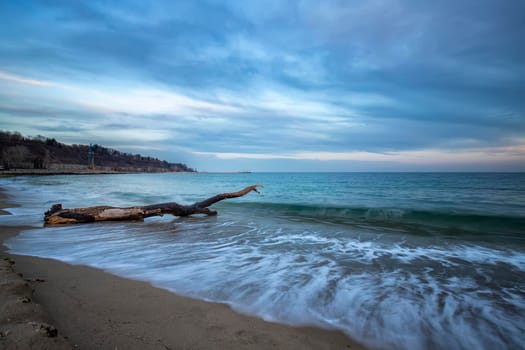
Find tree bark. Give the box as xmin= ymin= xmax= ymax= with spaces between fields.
xmin=44 ymin=184 xmax=263 ymax=226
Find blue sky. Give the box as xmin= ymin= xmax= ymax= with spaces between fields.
xmin=0 ymin=0 xmax=524 ymax=171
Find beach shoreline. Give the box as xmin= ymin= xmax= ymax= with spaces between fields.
xmin=0 ymin=187 xmax=365 ymax=350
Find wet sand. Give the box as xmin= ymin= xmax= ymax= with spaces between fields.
xmin=0 ymin=189 xmax=365 ymax=350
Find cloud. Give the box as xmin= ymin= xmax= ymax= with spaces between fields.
xmin=195 ymin=143 xmax=525 ymax=165
xmin=0 ymin=0 xmax=524 ymax=171
xmin=77 ymin=87 xmax=241 ymax=116
xmin=0 ymin=71 xmax=52 ymax=86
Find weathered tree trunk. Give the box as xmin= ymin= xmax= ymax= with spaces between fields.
xmin=44 ymin=184 xmax=263 ymax=226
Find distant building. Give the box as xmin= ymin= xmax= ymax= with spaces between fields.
xmin=88 ymin=144 xmax=95 ymax=169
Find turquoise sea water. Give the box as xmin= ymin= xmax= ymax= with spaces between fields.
xmin=1 ymin=172 xmax=524 ymax=350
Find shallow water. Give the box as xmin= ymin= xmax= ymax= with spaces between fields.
xmin=2 ymin=172 xmax=524 ymax=350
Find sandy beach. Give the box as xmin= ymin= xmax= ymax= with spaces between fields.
xmin=0 ymin=188 xmax=364 ymax=350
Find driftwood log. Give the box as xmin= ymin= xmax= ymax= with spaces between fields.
xmin=44 ymin=184 xmax=263 ymax=226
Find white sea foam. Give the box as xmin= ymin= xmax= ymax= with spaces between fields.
xmin=5 ymin=219 xmax=525 ymax=350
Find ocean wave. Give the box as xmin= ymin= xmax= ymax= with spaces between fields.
xmin=218 ymin=201 xmax=525 ymax=240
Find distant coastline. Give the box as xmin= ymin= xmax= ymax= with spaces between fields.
xmin=0 ymin=170 xmax=255 ymax=176
xmin=0 ymin=130 xmax=195 ymax=174
xmin=0 ymin=168 xmax=195 ymax=176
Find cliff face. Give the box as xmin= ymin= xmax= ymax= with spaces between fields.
xmin=0 ymin=131 xmax=194 ymax=172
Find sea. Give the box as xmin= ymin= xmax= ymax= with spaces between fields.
xmin=1 ymin=172 xmax=524 ymax=350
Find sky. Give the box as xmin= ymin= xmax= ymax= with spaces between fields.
xmin=0 ymin=0 xmax=524 ymax=172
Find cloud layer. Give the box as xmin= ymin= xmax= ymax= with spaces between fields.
xmin=1 ymin=0 xmax=524 ymax=171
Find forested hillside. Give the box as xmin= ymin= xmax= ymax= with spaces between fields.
xmin=0 ymin=131 xmax=194 ymax=173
